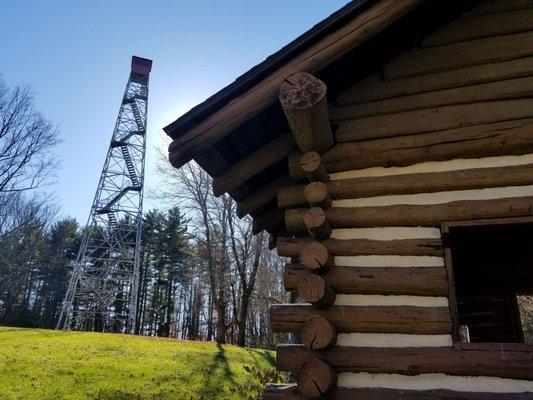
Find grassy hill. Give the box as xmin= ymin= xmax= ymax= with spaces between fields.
xmin=0 ymin=326 xmax=281 ymax=400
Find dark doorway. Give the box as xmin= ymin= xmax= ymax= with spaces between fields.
xmin=445 ymin=219 xmax=533 ymax=344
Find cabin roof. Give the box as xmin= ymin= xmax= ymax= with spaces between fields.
xmin=163 ymin=0 xmax=477 ymax=233
xmin=163 ymin=0 xmax=371 ymax=139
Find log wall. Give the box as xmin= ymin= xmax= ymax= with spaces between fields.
xmin=267 ymin=1 xmax=533 ymax=398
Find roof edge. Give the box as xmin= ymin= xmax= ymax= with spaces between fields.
xmin=163 ymin=0 xmax=372 ymax=138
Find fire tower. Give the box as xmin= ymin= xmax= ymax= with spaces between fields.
xmin=58 ymin=56 xmax=152 ymax=333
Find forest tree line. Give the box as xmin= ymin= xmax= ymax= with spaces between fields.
xmin=0 ymin=78 xmax=287 ymax=348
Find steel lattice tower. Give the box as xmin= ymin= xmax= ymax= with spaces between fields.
xmin=58 ymin=56 xmax=152 ymax=333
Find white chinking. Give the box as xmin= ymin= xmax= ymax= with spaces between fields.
xmin=335 ymin=255 xmax=445 ymax=267
xmin=336 ymin=333 xmax=452 ymax=347
xmin=338 ymin=372 xmax=533 ymax=393
xmin=334 ymin=294 xmax=448 ymax=307
xmin=330 ymin=154 xmax=533 ymax=180
xmin=331 ymin=227 xmax=441 ymax=240
xmin=332 ymin=184 xmax=533 ymax=208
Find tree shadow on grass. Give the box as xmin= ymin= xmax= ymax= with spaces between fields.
xmin=198 ymin=343 xmax=235 ymax=399
xmin=245 ymin=348 xmax=276 ymax=366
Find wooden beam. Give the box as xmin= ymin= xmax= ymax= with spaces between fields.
xmin=284 ymin=209 xmax=307 ymax=233
xmin=279 ymin=73 xmax=334 ymax=153
xmin=270 ymin=304 xmax=452 ymax=334
xmin=383 ymin=31 xmax=533 ymax=81
xmin=460 ymin=0 xmax=533 ymax=19
xmin=332 ymin=75 xmax=533 ymax=120
xmin=263 ymin=384 xmax=533 ymax=400
xmin=167 ymin=0 xmax=423 ymax=167
xmin=327 ymin=196 xmax=533 ymax=228
xmin=277 ymin=345 xmax=533 ymax=380
xmin=422 ymin=8 xmax=533 ymax=47
xmin=337 ymin=57 xmax=533 ymax=106
xmin=236 ymin=173 xmax=292 ymax=218
xmin=279 ymin=163 xmax=533 ymax=208
xmin=325 ymin=118 xmax=533 ymax=172
xmin=284 ymin=264 xmax=449 ymax=296
xmin=194 ymin=148 xmax=251 ymax=200
xmin=335 ymin=98 xmax=533 ymax=142
xmin=277 ymin=236 xmax=443 ymax=257
xmin=252 ymin=207 xmax=284 ymax=234
xmin=286 ymin=197 xmax=533 ymax=231
xmin=211 ymin=134 xmax=294 ymax=197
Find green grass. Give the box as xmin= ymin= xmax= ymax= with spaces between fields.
xmin=0 ymin=326 xmax=279 ymax=400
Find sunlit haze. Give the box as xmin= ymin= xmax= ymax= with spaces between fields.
xmin=1 ymin=1 xmax=348 ymax=221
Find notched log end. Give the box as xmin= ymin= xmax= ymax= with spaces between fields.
xmin=279 ymin=72 xmax=327 ymax=110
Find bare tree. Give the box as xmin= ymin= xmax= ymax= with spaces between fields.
xmin=227 ymin=203 xmax=265 ymax=346
xmin=0 ymin=78 xmax=60 ymax=324
xmin=155 ymin=146 xmax=287 ymax=346
xmin=0 ymin=78 xmax=60 ymax=193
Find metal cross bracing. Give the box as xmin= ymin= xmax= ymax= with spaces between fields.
xmin=58 ymin=56 xmax=152 ymax=333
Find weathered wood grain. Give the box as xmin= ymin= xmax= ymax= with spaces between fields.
xmin=323 ymin=119 xmax=533 ymax=173
xmin=277 ymin=345 xmax=533 ymax=380
xmin=383 ymin=31 xmax=533 ymax=80
xmin=325 ymin=196 xmax=533 ymax=228
xmin=279 ymin=163 xmax=533 ymax=208
xmin=279 ymin=72 xmax=333 ymax=153
xmin=284 ymin=264 xmax=449 ymax=296
xmin=277 ymin=237 xmax=443 ymax=257
xmin=270 ymin=304 xmax=452 ymax=334
xmin=337 ymin=57 xmax=533 ymax=105
xmin=335 ymin=99 xmax=533 ymax=142
xmin=332 ymin=76 xmax=533 ymax=120
xmin=423 ymin=8 xmax=533 ymax=47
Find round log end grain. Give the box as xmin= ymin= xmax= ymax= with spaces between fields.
xmin=297 ymin=273 xmax=336 ymax=308
xmin=299 ymin=242 xmax=332 ymax=272
xmin=297 ymin=358 xmax=337 ymax=398
xmin=300 ymin=151 xmax=322 ymax=172
xmin=301 ymin=315 xmax=337 ymax=350
xmin=304 ymin=207 xmax=331 ymax=239
xmin=305 ymin=181 xmax=331 ymax=208
xmin=279 ymin=72 xmax=327 ymax=110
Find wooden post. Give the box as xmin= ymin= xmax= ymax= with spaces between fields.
xmin=299 ymin=242 xmax=333 ymax=273
xmin=304 ymin=207 xmax=331 ymax=239
xmin=300 ymin=151 xmax=330 ymax=182
xmin=301 ymin=315 xmax=337 ymax=350
xmin=279 ymin=72 xmax=334 ymax=154
xmin=305 ymin=181 xmax=331 ymax=209
xmin=296 ymin=358 xmax=336 ymax=398
xmin=297 ymin=273 xmax=336 ymax=309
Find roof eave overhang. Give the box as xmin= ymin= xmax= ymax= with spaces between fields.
xmin=165 ymin=0 xmax=425 ymax=169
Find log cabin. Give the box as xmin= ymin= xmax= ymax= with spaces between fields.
xmin=164 ymin=0 xmax=533 ymax=398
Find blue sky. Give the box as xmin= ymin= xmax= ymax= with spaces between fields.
xmin=1 ymin=0 xmax=348 ymax=222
